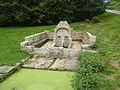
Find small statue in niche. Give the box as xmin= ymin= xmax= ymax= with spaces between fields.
xmin=55 ymin=36 xmax=62 ymax=47
xmin=63 ymin=36 xmax=70 ymax=48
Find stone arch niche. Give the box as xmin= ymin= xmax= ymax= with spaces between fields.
xmin=53 ymin=21 xmax=72 ymax=48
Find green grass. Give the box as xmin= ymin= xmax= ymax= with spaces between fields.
xmin=71 ymin=12 xmax=120 ymax=89
xmin=107 ymin=0 xmax=120 ymax=11
xmin=0 ymin=25 xmax=55 ymax=66
xmin=0 ymin=69 xmax=74 ymax=90
xmin=0 ymin=12 xmax=120 ymax=89
xmin=0 ymin=12 xmax=120 ymax=66
xmin=71 ymin=12 xmax=120 ymax=62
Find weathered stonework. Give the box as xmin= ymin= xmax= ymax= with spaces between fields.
xmin=21 ymin=21 xmax=96 ymax=71
xmin=0 ymin=66 xmax=15 ymax=73
xmin=53 ymin=21 xmax=72 ymax=48
xmin=23 ymin=55 xmax=78 ymax=71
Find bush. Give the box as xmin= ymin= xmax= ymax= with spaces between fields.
xmin=72 ymin=52 xmax=105 ymax=90
xmin=105 ymin=0 xmax=119 ymax=10
xmin=89 ymin=43 xmax=99 ymax=50
xmin=0 ymin=0 xmax=105 ymax=26
xmin=72 ymin=67 xmax=100 ymax=90
xmin=92 ymin=16 xmax=100 ymax=23
xmin=78 ymin=52 xmax=104 ymax=73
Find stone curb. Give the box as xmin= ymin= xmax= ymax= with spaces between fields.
xmin=0 ymin=57 xmax=30 ymax=83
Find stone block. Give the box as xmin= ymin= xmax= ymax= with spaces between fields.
xmin=0 ymin=66 xmax=14 ymax=73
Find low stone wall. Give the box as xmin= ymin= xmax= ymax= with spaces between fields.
xmin=20 ymin=30 xmax=96 ymax=57
xmin=47 ymin=31 xmax=54 ymax=40
xmin=46 ymin=30 xmax=84 ymax=41
xmin=0 ymin=57 xmax=31 ymax=82
xmin=33 ymin=47 xmax=79 ymax=58
xmin=21 ymin=31 xmax=49 ymax=50
xmin=82 ymin=32 xmax=96 ymax=44
xmin=71 ymin=30 xmax=83 ymax=41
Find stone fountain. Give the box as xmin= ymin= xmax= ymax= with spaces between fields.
xmin=21 ymin=21 xmax=96 ymax=71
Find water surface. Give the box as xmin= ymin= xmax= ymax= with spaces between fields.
xmin=0 ymin=69 xmax=74 ymax=90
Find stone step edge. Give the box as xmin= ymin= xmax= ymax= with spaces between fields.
xmin=0 ymin=57 xmax=30 ymax=83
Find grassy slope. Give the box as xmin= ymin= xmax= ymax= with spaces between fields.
xmin=0 ymin=12 xmax=120 ymax=89
xmin=72 ymin=12 xmax=120 ymax=65
xmin=71 ymin=12 xmax=120 ymax=90
xmin=112 ymin=2 xmax=120 ymax=11
xmin=107 ymin=0 xmax=120 ymax=11
xmin=0 ymin=69 xmax=73 ymax=90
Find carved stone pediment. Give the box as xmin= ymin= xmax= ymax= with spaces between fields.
xmin=53 ymin=21 xmax=72 ymax=48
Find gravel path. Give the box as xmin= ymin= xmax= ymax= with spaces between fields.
xmin=106 ymin=9 xmax=120 ymax=14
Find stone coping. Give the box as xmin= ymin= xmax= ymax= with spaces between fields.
xmin=0 ymin=57 xmax=30 ymax=82
xmin=0 ymin=66 xmax=15 ymax=73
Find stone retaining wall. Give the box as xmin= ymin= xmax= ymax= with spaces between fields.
xmin=21 ymin=31 xmax=49 ymax=50
xmin=33 ymin=47 xmax=79 ymax=58
xmin=46 ymin=30 xmax=85 ymax=41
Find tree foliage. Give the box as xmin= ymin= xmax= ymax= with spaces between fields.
xmin=0 ymin=0 xmax=105 ymax=26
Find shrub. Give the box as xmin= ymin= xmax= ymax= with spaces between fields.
xmin=78 ymin=52 xmax=104 ymax=73
xmin=89 ymin=43 xmax=99 ymax=50
xmin=92 ymin=16 xmax=100 ymax=23
xmin=72 ymin=67 xmax=100 ymax=90
xmin=72 ymin=52 xmax=105 ymax=90
xmin=84 ymin=19 xmax=91 ymax=23
xmin=105 ymin=0 xmax=119 ymax=10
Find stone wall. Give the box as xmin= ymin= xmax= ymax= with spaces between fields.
xmin=21 ymin=31 xmax=49 ymax=50
xmin=20 ymin=29 xmax=96 ymax=57
xmin=46 ymin=30 xmax=84 ymax=41
xmin=82 ymin=32 xmax=96 ymax=44
xmin=33 ymin=47 xmax=79 ymax=58
xmin=47 ymin=31 xmax=54 ymax=40
xmin=71 ymin=30 xmax=83 ymax=41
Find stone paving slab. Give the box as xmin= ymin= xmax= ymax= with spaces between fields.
xmin=0 ymin=66 xmax=15 ymax=73
xmin=23 ymin=56 xmax=54 ymax=69
xmin=23 ymin=55 xmax=78 ymax=71
xmin=49 ymin=58 xmax=78 ymax=71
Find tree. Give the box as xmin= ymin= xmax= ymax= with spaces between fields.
xmin=0 ymin=0 xmax=105 ymax=26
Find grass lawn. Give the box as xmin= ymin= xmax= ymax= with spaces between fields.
xmin=107 ymin=0 xmax=120 ymax=11
xmin=0 ymin=25 xmax=55 ymax=66
xmin=112 ymin=1 xmax=120 ymax=11
xmin=0 ymin=69 xmax=74 ymax=90
xmin=0 ymin=12 xmax=120 ymax=89
xmin=0 ymin=12 xmax=120 ymax=66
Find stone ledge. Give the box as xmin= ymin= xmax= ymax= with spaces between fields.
xmin=0 ymin=57 xmax=30 ymax=83
xmin=0 ymin=66 xmax=15 ymax=73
